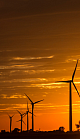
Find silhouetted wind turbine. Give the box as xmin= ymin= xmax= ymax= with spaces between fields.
xmin=24 ymin=93 xmax=44 ymax=131
xmin=24 ymin=101 xmax=33 ymax=131
xmin=56 ymin=60 xmax=79 ymax=132
xmin=7 ymin=114 xmax=14 ymax=133
xmin=17 ymin=110 xmax=26 ymax=132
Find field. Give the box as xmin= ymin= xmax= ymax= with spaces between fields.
xmin=0 ymin=131 xmax=80 ymax=139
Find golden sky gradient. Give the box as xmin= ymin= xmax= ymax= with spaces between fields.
xmin=0 ymin=0 xmax=80 ymax=132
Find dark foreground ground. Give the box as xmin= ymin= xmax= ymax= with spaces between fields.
xmin=0 ymin=131 xmax=80 ymax=139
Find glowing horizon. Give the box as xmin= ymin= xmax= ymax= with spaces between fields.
xmin=0 ymin=0 xmax=80 ymax=132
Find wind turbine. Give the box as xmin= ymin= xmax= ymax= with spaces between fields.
xmin=24 ymin=101 xmax=33 ymax=131
xmin=24 ymin=93 xmax=44 ymax=131
xmin=7 ymin=114 xmax=14 ymax=133
xmin=16 ymin=110 xmax=26 ymax=132
xmin=56 ymin=60 xmax=79 ymax=132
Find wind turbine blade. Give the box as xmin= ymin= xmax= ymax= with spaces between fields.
xmin=28 ymin=111 xmax=32 ymax=114
xmin=7 ymin=113 xmax=10 ymax=118
xmin=73 ymin=82 xmax=80 ymax=96
xmin=22 ymin=112 xmax=25 ymax=115
xmin=16 ymin=120 xmax=21 ymax=122
xmin=22 ymin=113 xmax=26 ymax=117
xmin=17 ymin=110 xmax=21 ymax=115
xmin=12 ymin=115 xmax=14 ymax=118
xmin=34 ymin=99 xmax=44 ymax=104
xmin=27 ymin=101 xmax=29 ymax=111
xmin=24 ymin=93 xmax=33 ymax=103
xmin=28 ymin=111 xmax=36 ymax=116
xmin=56 ymin=80 xmax=70 ymax=83
xmin=72 ymin=60 xmax=78 ymax=81
xmin=22 ymin=120 xmax=26 ymax=125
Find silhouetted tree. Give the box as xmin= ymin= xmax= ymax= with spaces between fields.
xmin=1 ymin=130 xmax=5 ymax=133
xmin=12 ymin=128 xmax=20 ymax=133
xmin=59 ymin=126 xmax=65 ymax=132
xmin=75 ymin=120 xmax=80 ymax=131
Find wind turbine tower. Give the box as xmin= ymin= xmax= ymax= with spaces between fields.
xmin=27 ymin=102 xmax=29 ymax=131
xmin=56 ymin=60 xmax=79 ymax=132
xmin=7 ymin=114 xmax=14 ymax=133
xmin=24 ymin=101 xmax=32 ymax=131
xmin=24 ymin=93 xmax=44 ymax=131
xmin=17 ymin=110 xmax=26 ymax=132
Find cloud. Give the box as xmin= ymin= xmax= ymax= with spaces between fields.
xmin=1 ymin=0 xmax=80 ymax=20
xmin=12 ymin=55 xmax=54 ymax=61
xmin=1 ymin=94 xmax=26 ymax=99
xmin=30 ymin=82 xmax=66 ymax=89
xmin=9 ymin=70 xmax=55 ymax=76
xmin=0 ymin=103 xmax=80 ymax=115
xmin=0 ymin=78 xmax=47 ymax=83
xmin=65 ymin=55 xmax=80 ymax=63
xmin=66 ymin=59 xmax=77 ymax=63
xmin=0 ymin=81 xmax=68 ymax=90
xmin=0 ymin=65 xmax=34 ymax=70
xmin=0 ymin=103 xmax=68 ymax=111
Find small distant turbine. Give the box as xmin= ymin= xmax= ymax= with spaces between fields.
xmin=24 ymin=93 xmax=44 ymax=131
xmin=16 ymin=110 xmax=26 ymax=132
xmin=56 ymin=60 xmax=79 ymax=132
xmin=7 ymin=114 xmax=14 ymax=133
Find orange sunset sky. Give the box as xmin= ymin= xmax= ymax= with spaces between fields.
xmin=1 ymin=0 xmax=80 ymax=132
